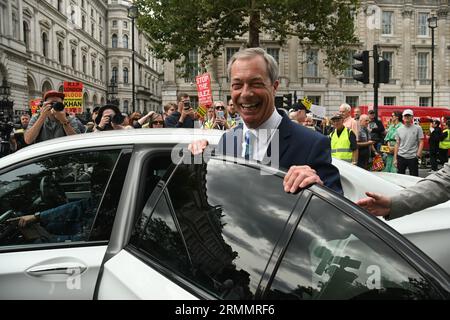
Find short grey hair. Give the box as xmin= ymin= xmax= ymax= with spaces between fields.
xmin=339 ymin=103 xmax=351 ymax=112
xmin=227 ymin=47 xmax=279 ymax=84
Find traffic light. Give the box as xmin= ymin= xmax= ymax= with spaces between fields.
xmin=283 ymin=93 xmax=292 ymax=109
xmin=377 ymin=59 xmax=390 ymax=84
xmin=353 ymin=50 xmax=370 ymax=84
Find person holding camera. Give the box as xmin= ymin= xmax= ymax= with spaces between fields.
xmin=94 ymin=104 xmax=131 ymax=131
xmin=164 ymin=93 xmax=195 ymax=128
xmin=24 ymin=91 xmax=80 ymax=144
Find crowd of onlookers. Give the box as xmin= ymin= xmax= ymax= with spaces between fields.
xmin=8 ymin=90 xmax=450 ymax=176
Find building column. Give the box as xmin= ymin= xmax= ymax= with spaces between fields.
xmin=7 ymin=0 xmax=13 ymax=36
xmin=401 ymin=8 xmax=413 ymax=86
xmin=18 ymin=0 xmax=24 ymax=42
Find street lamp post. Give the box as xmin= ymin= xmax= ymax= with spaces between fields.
xmin=428 ymin=15 xmax=438 ymax=107
xmin=127 ymin=5 xmax=138 ymax=113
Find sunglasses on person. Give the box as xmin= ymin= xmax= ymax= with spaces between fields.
xmin=215 ymin=106 xmax=225 ymax=110
xmin=152 ymin=121 xmax=164 ymax=125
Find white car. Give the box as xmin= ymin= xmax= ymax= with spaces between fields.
xmin=0 ymin=129 xmax=448 ymax=300
xmin=332 ymin=158 xmax=450 ymax=275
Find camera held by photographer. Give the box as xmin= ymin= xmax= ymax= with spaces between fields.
xmin=24 ymin=90 xmax=80 ymax=144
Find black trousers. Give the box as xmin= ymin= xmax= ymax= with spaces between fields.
xmin=397 ymin=155 xmax=419 ymax=176
xmin=439 ymin=148 xmax=449 ymax=165
xmin=430 ymin=147 xmax=440 ymax=171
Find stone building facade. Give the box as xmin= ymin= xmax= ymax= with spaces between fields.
xmin=162 ymin=0 xmax=450 ymax=113
xmin=0 ymin=0 xmax=163 ymax=114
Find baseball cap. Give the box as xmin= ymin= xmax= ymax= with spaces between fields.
xmin=330 ymin=113 xmax=343 ymax=120
xmin=43 ymin=90 xmax=65 ymax=101
xmin=402 ymin=109 xmax=414 ymax=116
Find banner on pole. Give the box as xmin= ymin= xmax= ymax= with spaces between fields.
xmin=63 ymin=81 xmax=83 ymax=114
xmin=195 ymin=73 xmax=213 ymax=108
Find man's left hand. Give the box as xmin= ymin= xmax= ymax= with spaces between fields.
xmin=52 ymin=109 xmax=68 ymax=123
xmin=283 ymin=165 xmax=323 ymax=193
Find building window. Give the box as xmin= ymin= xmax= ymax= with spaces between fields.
xmin=82 ymin=15 xmax=86 ymax=31
xmin=384 ymin=97 xmax=396 ymax=105
xmin=306 ymin=50 xmax=319 ymax=77
xmin=112 ymin=20 xmax=117 ymax=28
xmin=42 ymin=32 xmax=48 ymax=57
xmin=382 ymin=51 xmax=394 ymax=81
xmin=99 ymin=30 xmax=103 ymax=43
xmin=418 ymin=52 xmax=428 ymax=80
xmin=419 ymin=97 xmax=430 ymax=106
xmin=112 ymin=34 xmax=118 ymax=48
xmin=112 ymin=67 xmax=118 ymax=83
xmin=58 ymin=0 xmax=63 ymax=12
xmin=267 ymin=48 xmax=280 ymax=65
xmin=185 ymin=49 xmax=199 ymax=82
xmin=91 ymin=9 xmax=94 ymax=16
xmin=82 ymin=0 xmax=85 ymax=8
xmin=123 ymin=100 xmax=129 ymax=113
xmin=82 ymin=56 xmax=87 ymax=74
xmin=58 ymin=42 xmax=64 ymax=64
xmin=123 ymin=35 xmax=128 ymax=49
xmin=382 ymin=11 xmax=393 ymax=35
xmin=345 ymin=96 xmax=359 ymax=108
xmin=99 ymin=17 xmax=102 ymax=25
xmin=226 ymin=47 xmax=239 ymax=67
xmin=344 ymin=50 xmax=356 ymax=78
xmin=23 ymin=21 xmax=29 ymax=49
xmin=123 ymin=67 xmax=129 ymax=83
xmin=92 ymin=60 xmax=96 ymax=77
xmin=71 ymin=49 xmax=76 ymax=69
xmin=123 ymin=21 xmax=128 ymax=29
xmin=418 ymin=13 xmax=429 ymax=36
xmin=91 ymin=23 xmax=95 ymax=38
xmin=307 ymin=96 xmax=321 ymax=106
xmin=100 ymin=65 xmax=103 ymax=81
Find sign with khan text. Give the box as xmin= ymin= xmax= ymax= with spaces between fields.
xmin=195 ymin=73 xmax=213 ymax=107
xmin=64 ymin=81 xmax=83 ymax=114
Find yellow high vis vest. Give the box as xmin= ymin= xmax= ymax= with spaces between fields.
xmin=330 ymin=128 xmax=353 ymax=161
xmin=439 ymin=129 xmax=450 ymax=149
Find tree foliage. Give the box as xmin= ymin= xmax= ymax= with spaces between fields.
xmin=135 ymin=0 xmax=359 ymax=75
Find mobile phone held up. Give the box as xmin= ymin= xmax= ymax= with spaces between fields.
xmin=183 ymin=100 xmax=191 ymax=110
xmin=216 ymin=110 xmax=225 ymax=119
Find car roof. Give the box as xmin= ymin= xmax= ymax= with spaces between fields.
xmin=0 ymin=129 xmax=224 ymax=168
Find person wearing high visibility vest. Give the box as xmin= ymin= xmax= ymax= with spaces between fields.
xmin=329 ymin=113 xmax=358 ymax=164
xmin=439 ymin=120 xmax=450 ymax=165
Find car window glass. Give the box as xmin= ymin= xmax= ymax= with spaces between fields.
xmin=131 ymin=159 xmax=298 ymax=299
xmin=0 ymin=150 xmax=121 ymax=247
xmin=89 ymin=151 xmax=131 ymax=241
xmin=267 ymin=195 xmax=442 ymax=299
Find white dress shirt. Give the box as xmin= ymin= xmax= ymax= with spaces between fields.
xmin=241 ymin=109 xmax=282 ymax=161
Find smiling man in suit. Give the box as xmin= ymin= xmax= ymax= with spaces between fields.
xmin=190 ymin=47 xmax=342 ymax=194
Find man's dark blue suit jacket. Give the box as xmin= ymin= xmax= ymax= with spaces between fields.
xmin=217 ymin=110 xmax=343 ymax=194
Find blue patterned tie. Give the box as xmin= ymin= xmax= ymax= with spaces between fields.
xmin=244 ymin=131 xmax=252 ymax=160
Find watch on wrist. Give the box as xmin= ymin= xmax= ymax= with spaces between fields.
xmin=34 ymin=211 xmax=41 ymax=221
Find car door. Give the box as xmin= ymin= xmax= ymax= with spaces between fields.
xmin=96 ymin=155 xmax=302 ymax=299
xmin=0 ymin=147 xmax=131 ymax=299
xmin=264 ymin=187 xmax=450 ymax=299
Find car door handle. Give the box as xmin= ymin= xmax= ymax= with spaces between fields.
xmin=26 ymin=262 xmax=87 ymax=276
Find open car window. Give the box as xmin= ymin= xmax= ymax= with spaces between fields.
xmin=0 ymin=149 xmax=125 ymax=247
